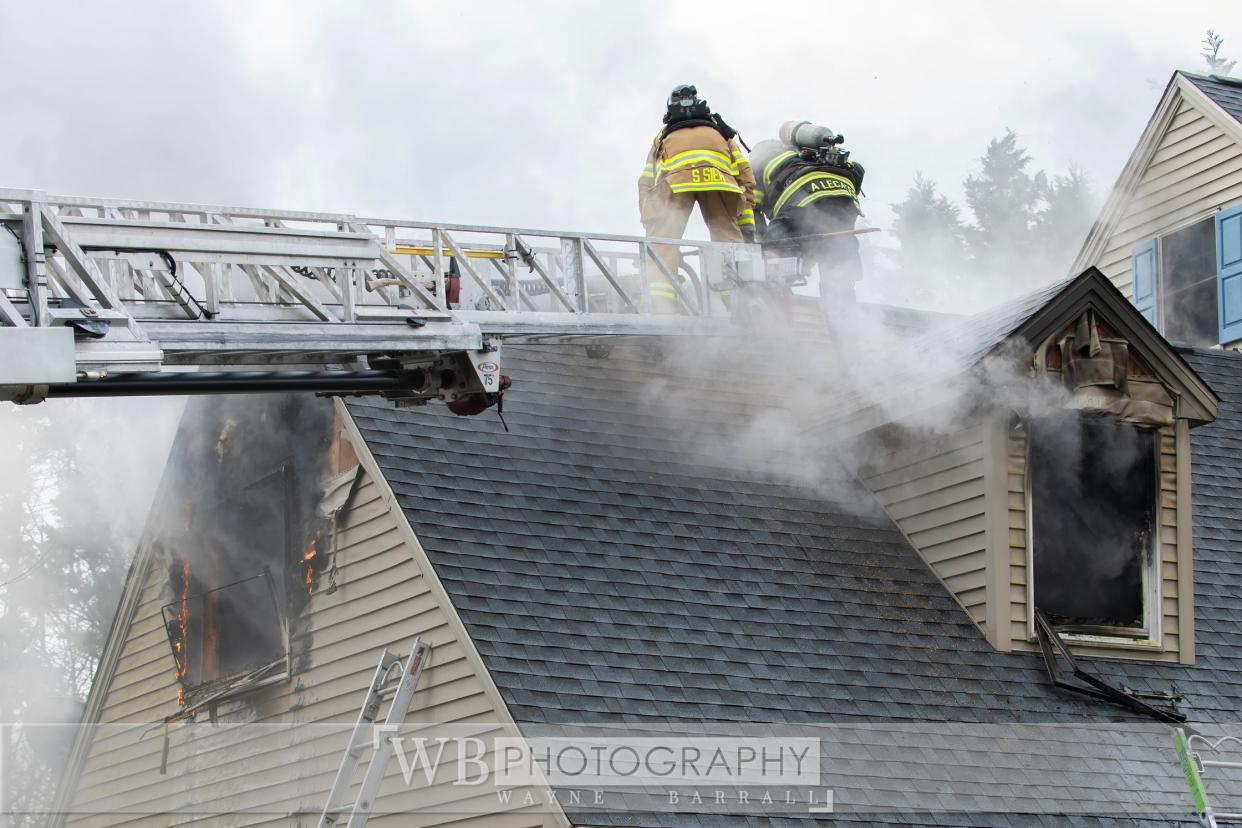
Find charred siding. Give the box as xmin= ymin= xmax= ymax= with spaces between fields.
xmin=63 ymin=464 xmax=546 ymax=827
xmin=1006 ymin=422 xmax=1183 ymax=661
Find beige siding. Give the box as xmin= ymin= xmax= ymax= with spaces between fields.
xmin=860 ymin=422 xmax=990 ymax=625
xmin=64 ymin=466 xmax=554 ymax=828
xmin=1006 ymin=422 xmax=1182 ymax=662
xmin=1097 ymin=98 xmax=1242 ymax=298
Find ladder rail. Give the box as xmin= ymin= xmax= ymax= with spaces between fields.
xmin=1175 ymin=728 xmax=1242 ymax=827
xmin=0 ymin=189 xmax=761 ymax=400
xmin=319 ymin=639 xmax=430 ymax=828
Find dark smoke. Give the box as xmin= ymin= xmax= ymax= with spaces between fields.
xmin=154 ymin=394 xmax=334 ymax=702
xmin=1028 ymin=411 xmax=1155 ymax=628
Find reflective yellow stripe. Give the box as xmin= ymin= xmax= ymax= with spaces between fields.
xmin=640 ymin=163 xmax=655 ymax=179
xmin=772 ymin=171 xmax=855 ymax=216
xmin=649 ymin=281 xmax=678 ymax=299
xmin=795 ymin=189 xmax=856 ymax=209
xmin=754 ymin=188 xmax=765 ymax=206
xmin=664 ymin=148 xmax=734 ymax=166
xmin=658 ymin=149 xmax=741 ymax=177
xmin=762 ymin=150 xmax=796 ymax=188
xmin=668 ymin=181 xmax=744 ymax=194
xmin=738 ymin=208 xmax=755 ymax=226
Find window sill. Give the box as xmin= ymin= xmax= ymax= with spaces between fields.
xmin=1048 ymin=632 xmax=1163 ymax=653
xmin=181 ymin=659 xmax=289 ymax=712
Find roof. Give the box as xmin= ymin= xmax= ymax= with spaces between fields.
xmin=1183 ymin=72 xmax=1242 ymax=126
xmin=346 ymin=335 xmax=1242 ymax=825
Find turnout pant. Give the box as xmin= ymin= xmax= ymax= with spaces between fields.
xmin=769 ymin=199 xmax=862 ymax=310
xmin=643 ymin=189 xmax=743 ymax=312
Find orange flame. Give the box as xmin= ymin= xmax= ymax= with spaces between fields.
xmin=173 ymin=559 xmax=190 ymax=705
xmin=303 ymin=528 xmax=323 ymax=593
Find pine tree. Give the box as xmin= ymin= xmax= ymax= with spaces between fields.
xmin=891 ymin=173 xmax=968 ymax=277
xmin=1203 ymin=30 xmax=1237 ymax=76
xmin=962 ymin=130 xmax=1044 ymax=277
xmin=1035 ymin=166 xmax=1097 ymax=274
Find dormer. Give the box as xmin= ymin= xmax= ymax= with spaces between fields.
xmin=850 ymin=269 xmax=1218 ymax=663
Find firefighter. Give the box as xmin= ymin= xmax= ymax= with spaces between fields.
xmin=638 ymin=84 xmax=756 ymax=311
xmin=751 ymin=121 xmax=865 ymax=309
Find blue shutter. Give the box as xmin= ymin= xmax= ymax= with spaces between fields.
xmin=1219 ymin=204 xmax=1242 ymax=344
xmin=1131 ymin=239 xmax=1158 ymax=326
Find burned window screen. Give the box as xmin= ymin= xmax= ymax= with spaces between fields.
xmin=1160 ymin=217 xmax=1218 ymax=347
xmin=1029 ymin=413 xmax=1156 ymax=630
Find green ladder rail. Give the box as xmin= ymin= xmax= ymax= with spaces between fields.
xmin=1175 ymin=727 xmax=1242 ymax=827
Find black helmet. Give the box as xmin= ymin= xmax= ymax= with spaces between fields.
xmin=667 ymin=83 xmax=699 ymax=110
xmin=664 ymin=83 xmax=709 ymax=124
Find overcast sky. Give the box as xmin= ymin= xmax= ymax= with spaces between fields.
xmin=1 ymin=0 xmax=1237 ymax=242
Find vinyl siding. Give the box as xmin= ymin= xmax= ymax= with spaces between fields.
xmin=1006 ymin=422 xmax=1183 ymax=663
xmin=63 ymin=463 xmax=554 ymax=828
xmin=859 ymin=421 xmax=991 ymax=627
xmin=1097 ymin=98 xmax=1242 ymax=299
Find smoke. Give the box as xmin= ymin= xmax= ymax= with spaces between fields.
xmin=0 ymin=395 xmax=184 ymax=818
xmin=621 ymin=284 xmax=1076 ymax=514
xmin=153 ymin=394 xmax=335 ymax=700
xmin=1028 ymin=411 xmax=1154 ymax=626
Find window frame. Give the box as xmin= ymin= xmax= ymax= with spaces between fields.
xmin=162 ymin=464 xmax=297 ymax=707
xmin=1023 ymin=416 xmax=1164 ymax=649
xmin=1130 ymin=203 xmax=1242 ymax=347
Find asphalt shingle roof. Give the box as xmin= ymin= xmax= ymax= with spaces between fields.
xmin=1185 ymin=71 xmax=1242 ymax=125
xmin=346 ymin=336 xmax=1242 ymax=825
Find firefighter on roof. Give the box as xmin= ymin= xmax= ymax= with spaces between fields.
xmin=751 ymin=121 xmax=866 ymax=309
xmin=638 ymin=84 xmax=756 ymax=311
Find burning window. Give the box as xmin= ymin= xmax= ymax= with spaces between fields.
xmin=156 ymin=395 xmax=335 ymax=708
xmin=162 ymin=466 xmax=327 ymax=704
xmin=1028 ymin=411 xmax=1157 ymax=636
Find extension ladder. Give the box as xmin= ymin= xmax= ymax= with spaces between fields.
xmin=1175 ymin=728 xmax=1242 ymax=826
xmin=318 ymin=639 xmax=430 ymax=828
xmin=0 ymin=189 xmax=759 ymax=405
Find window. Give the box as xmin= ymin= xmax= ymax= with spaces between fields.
xmin=1130 ymin=202 xmax=1242 ymax=347
xmin=162 ymin=467 xmax=312 ymax=703
xmin=1161 ymin=218 xmax=1218 ymax=347
xmin=1027 ymin=412 xmax=1158 ymax=638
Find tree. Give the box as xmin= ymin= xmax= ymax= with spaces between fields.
xmin=889 ymin=131 xmax=1098 ymax=308
xmin=962 ymin=130 xmax=1045 ymax=275
xmin=0 ymin=400 xmax=165 ymax=824
xmin=1034 ymin=166 xmax=1096 ymax=274
xmin=891 ymin=174 xmax=968 ymax=270
xmin=1203 ymin=29 xmax=1237 ymax=76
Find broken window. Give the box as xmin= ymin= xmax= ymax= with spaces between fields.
xmin=1028 ymin=411 xmax=1157 ymax=636
xmin=162 ymin=466 xmax=324 ymax=704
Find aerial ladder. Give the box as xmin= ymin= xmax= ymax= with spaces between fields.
xmin=0 ymin=189 xmax=765 ymax=410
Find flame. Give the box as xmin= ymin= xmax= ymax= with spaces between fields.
xmin=173 ymin=559 xmax=190 ymax=705
xmin=303 ymin=528 xmax=323 ymax=593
